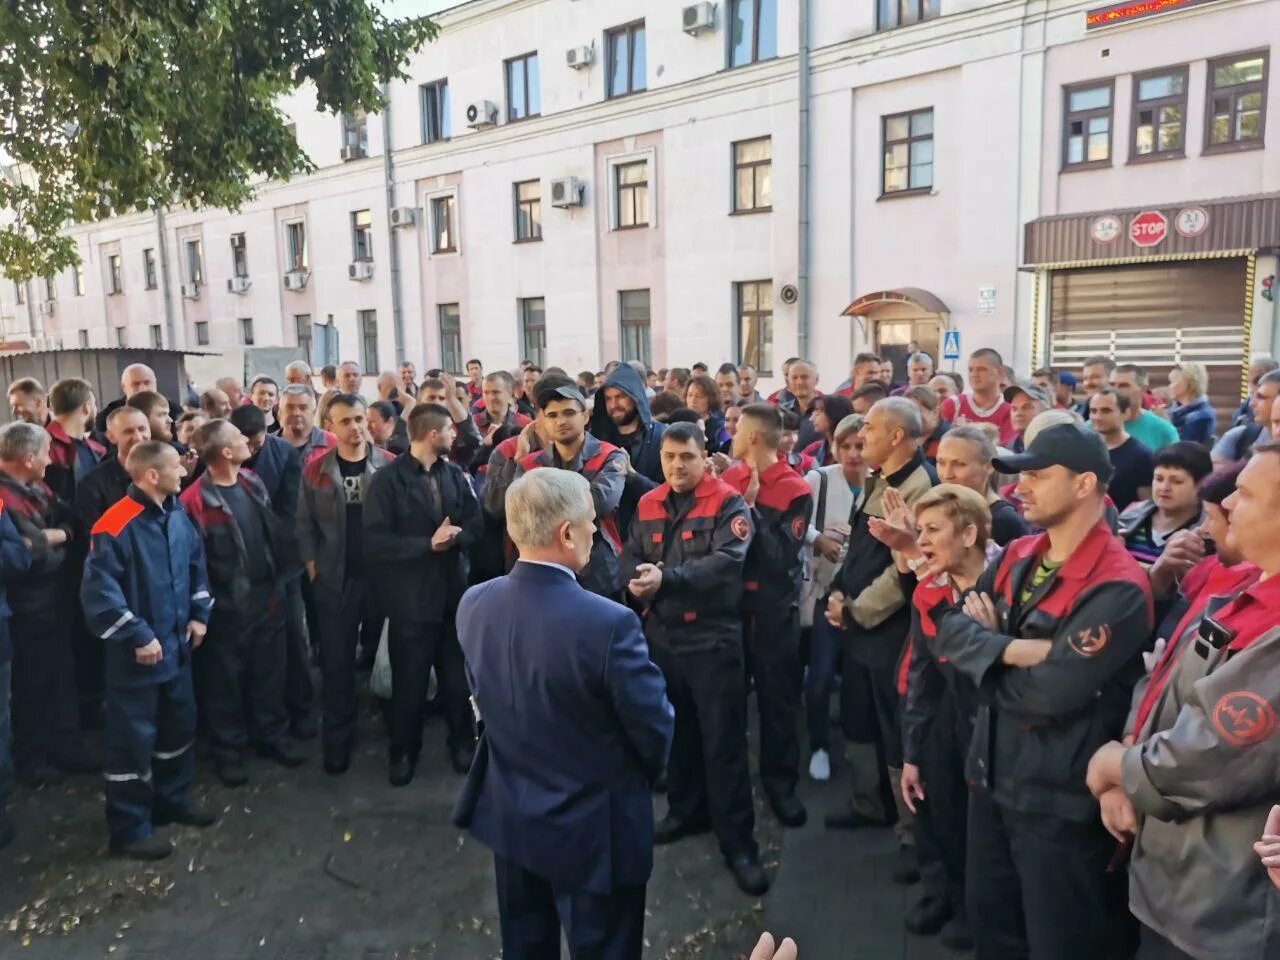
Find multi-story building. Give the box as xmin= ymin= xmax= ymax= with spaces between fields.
xmin=1 ymin=0 xmax=1276 ymax=405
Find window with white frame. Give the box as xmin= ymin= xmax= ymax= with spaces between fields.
xmin=619 ymin=290 xmax=651 ymax=367
xmin=359 ymin=310 xmax=378 ymax=371
xmin=108 ymin=254 xmax=123 ymax=294
xmin=519 ymin=297 xmax=546 ymax=369
xmin=420 ymin=80 xmax=450 ymax=144
xmin=439 ymin=303 xmax=462 ymax=373
xmin=737 ymin=280 xmax=773 ymax=375
xmin=150 ymin=324 xmax=163 ymax=348
xmin=341 ymin=110 xmax=368 ymax=157
xmin=184 ymin=239 xmax=203 ymax=285
xmin=430 ymin=194 xmax=458 ymax=253
xmin=285 ymin=220 xmax=308 ymax=271
xmin=231 ymin=233 xmax=248 ymax=278
xmin=352 ymin=209 xmax=373 ymax=261
xmin=144 ymin=248 xmax=157 ymax=289
xmin=513 ymin=180 xmax=542 ymax=242
xmin=615 ymin=160 xmax=649 ymax=229
xmin=239 ymin=317 xmax=255 ymax=345
xmin=195 ymin=321 xmax=209 ymax=346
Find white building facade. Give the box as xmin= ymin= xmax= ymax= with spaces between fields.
xmin=2 ymin=0 xmax=1277 ymax=400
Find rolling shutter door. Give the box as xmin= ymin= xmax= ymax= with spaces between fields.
xmin=1048 ymin=259 xmax=1248 ymax=428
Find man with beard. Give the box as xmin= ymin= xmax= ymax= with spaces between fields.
xmin=589 ymin=363 xmax=667 ymax=484
xmin=364 ymin=403 xmax=481 ymax=784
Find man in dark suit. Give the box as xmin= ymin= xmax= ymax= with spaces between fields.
xmin=455 ymin=468 xmax=674 ymax=960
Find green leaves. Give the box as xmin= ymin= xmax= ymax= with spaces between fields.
xmin=0 ymin=0 xmax=437 ymax=281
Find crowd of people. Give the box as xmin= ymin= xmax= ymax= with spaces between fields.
xmin=0 ymin=341 xmax=1278 ymax=960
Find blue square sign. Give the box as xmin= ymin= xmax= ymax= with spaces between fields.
xmin=942 ymin=329 xmax=961 ymax=361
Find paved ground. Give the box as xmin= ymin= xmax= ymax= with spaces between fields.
xmin=1 ymin=693 xmax=968 ymax=959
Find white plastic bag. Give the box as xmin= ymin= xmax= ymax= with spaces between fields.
xmin=370 ymin=619 xmax=393 ymax=699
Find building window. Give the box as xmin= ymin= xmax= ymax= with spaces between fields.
xmin=108 ymin=254 xmax=123 ymax=294
xmin=14 ymin=282 xmax=23 ymax=306
xmin=728 ymin=0 xmax=777 ymax=68
xmin=519 ymin=297 xmax=547 ymax=369
xmin=736 ymin=280 xmax=773 ymax=375
xmin=420 ymin=80 xmax=451 ymax=144
xmin=430 ymin=195 xmax=457 ymax=253
xmin=615 ymin=161 xmax=649 ymax=229
xmin=733 ymin=137 xmax=772 ymax=212
xmin=295 ymin=314 xmax=313 ymax=360
xmin=877 ymin=0 xmax=940 ymax=31
xmin=505 ymin=52 xmax=540 ymax=122
xmin=150 ymin=324 xmax=163 ymax=348
xmin=231 ymin=233 xmax=248 ymax=278
xmin=184 ymin=239 xmax=203 ymax=285
xmin=285 ymin=220 xmax=308 ymax=271
xmin=1207 ymin=51 xmax=1268 ymax=151
xmin=341 ymin=109 xmax=368 ymax=158
xmin=239 ymin=317 xmax=255 ymax=346
xmin=351 ymin=209 xmax=373 ymax=261
xmin=619 ymin=290 xmax=651 ymax=367
xmin=143 ymin=248 xmax=157 ymax=289
xmin=359 ymin=309 xmax=378 ymax=371
xmin=513 ymin=180 xmax=542 ymax=242
xmin=77 ymin=329 xmax=88 ymax=348
xmin=115 ymin=326 xmax=127 ymax=348
xmin=1130 ymin=67 xmax=1188 ymax=160
xmin=73 ymin=263 xmax=84 ymax=296
xmin=194 ymin=321 xmax=209 ymax=346
xmin=439 ymin=303 xmax=462 ymax=373
xmin=1063 ymin=81 xmax=1113 ymax=169
xmin=607 ymin=22 xmax=646 ymax=98
xmin=882 ymin=108 xmax=934 ymax=195
xmin=43 ymin=276 xmax=55 ymax=301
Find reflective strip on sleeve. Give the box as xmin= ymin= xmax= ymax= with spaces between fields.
xmin=152 ymin=741 xmax=194 ymax=761
xmin=100 ymin=612 xmax=135 ymax=640
xmin=104 ymin=770 xmax=152 ymax=783
xmin=191 ymin=590 xmax=211 ymax=601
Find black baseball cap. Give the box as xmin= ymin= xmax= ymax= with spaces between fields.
xmin=550 ymin=384 xmax=588 ymax=406
xmin=992 ymin=422 xmax=1114 ymax=483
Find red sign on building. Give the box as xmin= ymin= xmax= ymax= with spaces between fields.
xmin=1130 ymin=211 xmax=1168 ymax=248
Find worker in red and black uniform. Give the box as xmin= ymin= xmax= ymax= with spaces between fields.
xmin=180 ymin=420 xmax=305 ymax=787
xmin=621 ymin=422 xmax=768 ymax=897
xmin=0 ymin=422 xmax=95 ymax=785
xmin=722 ymin=403 xmax=813 ymax=829
xmin=514 ymin=384 xmax=627 ymax=598
xmin=926 ymin=422 xmax=1153 ymax=960
xmin=74 ymin=407 xmax=152 ymax=534
xmin=473 ymin=371 xmax=531 ymax=443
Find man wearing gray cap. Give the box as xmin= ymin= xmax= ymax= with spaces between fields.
xmin=926 ymin=422 xmax=1154 ymax=959
xmin=1003 ymin=381 xmax=1052 ymax=454
xmin=514 ymin=384 xmax=628 ymax=598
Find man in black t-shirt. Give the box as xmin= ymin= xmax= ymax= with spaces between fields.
xmin=297 ymin=395 xmax=395 ymax=775
xmin=1089 ymin=389 xmax=1154 ymax=510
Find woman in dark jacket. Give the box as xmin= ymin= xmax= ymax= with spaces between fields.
xmin=802 ymin=394 xmax=855 ymax=467
xmin=684 ymin=374 xmax=729 ymax=453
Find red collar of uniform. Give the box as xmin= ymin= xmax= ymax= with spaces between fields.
xmin=46 ymin=420 xmax=73 ymax=444
xmin=761 ymin=454 xmax=795 ymax=485
xmin=1008 ymin=518 xmax=1114 ymax=581
xmin=1224 ymin=572 xmax=1280 ymax=650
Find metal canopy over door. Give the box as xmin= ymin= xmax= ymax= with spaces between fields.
xmin=1047 ymin=259 xmax=1248 ymax=429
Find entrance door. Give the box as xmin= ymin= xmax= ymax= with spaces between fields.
xmin=875 ymin=318 xmax=941 ymax=382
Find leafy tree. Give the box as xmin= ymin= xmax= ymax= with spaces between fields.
xmin=0 ymin=1 xmax=436 ymax=281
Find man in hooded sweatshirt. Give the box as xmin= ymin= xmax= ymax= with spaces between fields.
xmin=590 ymin=362 xmax=666 ymax=534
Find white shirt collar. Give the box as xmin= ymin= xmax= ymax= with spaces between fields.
xmin=517 ymin=559 xmax=576 ymax=579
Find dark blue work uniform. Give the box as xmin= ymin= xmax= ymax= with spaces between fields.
xmin=82 ymin=488 xmax=212 ymax=849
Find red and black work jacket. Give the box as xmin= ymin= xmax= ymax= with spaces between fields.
xmin=621 ymin=473 xmax=752 ymax=652
xmin=45 ymin=420 xmax=105 ymax=506
xmin=722 ymin=456 xmax=813 ymax=615
xmin=473 ymin=406 xmax=532 ymax=434
xmin=179 ymin=470 xmax=282 ymax=613
xmin=516 ymin=432 xmax=626 ymax=598
xmin=929 ymin=519 xmax=1153 ymax=821
xmin=0 ymin=472 xmax=72 ymax=620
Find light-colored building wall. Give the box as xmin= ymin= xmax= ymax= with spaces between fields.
xmin=1 ymin=0 xmax=1275 ymax=393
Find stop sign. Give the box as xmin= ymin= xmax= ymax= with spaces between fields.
xmin=1130 ymin=210 xmax=1168 ymax=248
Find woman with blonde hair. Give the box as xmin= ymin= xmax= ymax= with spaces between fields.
xmin=1166 ymin=361 xmax=1215 ymax=444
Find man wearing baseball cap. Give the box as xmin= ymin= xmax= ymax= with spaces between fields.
xmin=514 ymin=384 xmax=628 ymax=598
xmin=925 ymin=421 xmax=1154 ymax=958
xmin=1003 ymin=381 xmax=1052 ymax=454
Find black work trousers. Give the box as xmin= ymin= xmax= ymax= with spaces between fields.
xmin=494 ymin=855 xmax=646 ymax=960
xmin=282 ymin=576 xmax=314 ymax=727
xmin=651 ymin=637 xmax=756 ymax=861
xmin=912 ymin=684 xmax=970 ymax=915
xmin=202 ymin=589 xmax=289 ymax=764
xmin=10 ymin=613 xmax=80 ymax=776
xmin=966 ymin=789 xmax=1118 ymax=960
xmin=317 ymin=577 xmax=372 ymax=756
xmin=744 ymin=607 xmax=802 ymax=800
xmin=386 ymin=618 xmax=473 ymax=763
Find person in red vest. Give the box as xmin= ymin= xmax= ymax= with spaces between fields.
xmin=939 ymin=348 xmax=1016 ymax=445
xmin=514 ymin=384 xmax=627 ymax=598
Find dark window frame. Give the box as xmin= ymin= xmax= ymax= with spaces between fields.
xmin=519 ymin=297 xmax=547 ymax=369
xmin=1205 ymin=49 xmax=1269 ymax=154
xmin=143 ymin=248 xmax=157 ymax=289
xmin=184 ymin=238 xmax=204 ymax=285
xmin=230 ymin=233 xmax=248 ymax=278
xmin=606 ymin=20 xmax=646 ymax=99
xmin=732 ymin=136 xmax=773 ymax=213
xmin=149 ymin=324 xmax=163 ymax=348
xmin=619 ymin=289 xmax=652 ymax=367
xmin=727 ymin=0 xmax=778 ymax=68
xmin=1062 ymin=78 xmax=1115 ymax=171
xmin=438 ymin=303 xmax=462 ymax=373
xmin=880 ymin=108 xmax=934 ymax=198
xmin=505 ymin=52 xmax=541 ymax=123
xmin=351 ymin=209 xmax=374 ymax=262
xmin=513 ymin=180 xmax=543 ymax=243
xmin=359 ymin=309 xmax=379 ymax=371
xmin=1129 ymin=65 xmax=1189 ymax=163
xmin=876 ymin=0 xmax=941 ymax=31
xmin=341 ymin=109 xmax=369 ymax=158
xmin=430 ymin=195 xmax=458 ymax=254
xmin=77 ymin=329 xmax=89 ymax=348
xmin=285 ymin=220 xmax=308 ymax=272
xmin=108 ymin=253 xmax=123 ymax=294
xmin=73 ymin=263 xmax=84 ymax=296
xmin=194 ymin=321 xmax=209 ymax=346
xmin=295 ymin=314 xmax=312 ymax=358
xmin=115 ymin=326 xmax=127 ymax=347
xmin=736 ymin=280 xmax=774 ymax=377
xmin=419 ymin=79 xmax=451 ymax=144
xmin=615 ymin=160 xmax=650 ymax=230
xmin=238 ymin=317 xmax=255 ymax=346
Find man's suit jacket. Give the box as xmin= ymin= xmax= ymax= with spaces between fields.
xmin=455 ymin=561 xmax=674 ymax=895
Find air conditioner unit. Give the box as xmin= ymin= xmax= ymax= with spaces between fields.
xmin=340 ymin=144 xmax=366 ymax=161
xmin=389 ymin=206 xmax=417 ymax=228
xmin=283 ymin=270 xmax=309 ymax=291
xmin=566 ymin=46 xmax=594 ymax=69
xmin=182 ymin=282 xmax=200 ymax=300
xmin=227 ymin=276 xmax=251 ymax=294
xmin=550 ymin=176 xmax=585 ymax=208
xmin=465 ymin=100 xmax=498 ymax=129
xmin=348 ymin=261 xmax=374 ymax=281
xmin=682 ymin=1 xmax=716 ymax=34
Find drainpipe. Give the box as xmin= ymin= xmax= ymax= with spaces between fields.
xmin=381 ymin=83 xmax=406 ymax=366
xmin=796 ymin=0 xmax=812 ymax=360
xmin=155 ymin=205 xmax=178 ymax=346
